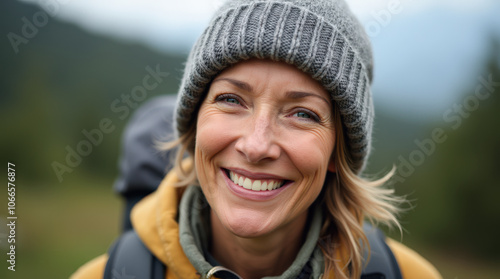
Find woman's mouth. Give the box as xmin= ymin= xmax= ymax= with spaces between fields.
xmin=223 ymin=169 xmax=288 ymax=191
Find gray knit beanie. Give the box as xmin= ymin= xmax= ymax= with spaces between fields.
xmin=174 ymin=0 xmax=374 ymax=173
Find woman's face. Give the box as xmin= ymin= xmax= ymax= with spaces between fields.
xmin=195 ymin=59 xmax=336 ymax=238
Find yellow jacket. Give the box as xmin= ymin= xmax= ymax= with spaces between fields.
xmin=71 ymin=169 xmax=442 ymax=279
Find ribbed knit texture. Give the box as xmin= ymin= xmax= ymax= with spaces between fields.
xmin=174 ymin=0 xmax=374 ymax=172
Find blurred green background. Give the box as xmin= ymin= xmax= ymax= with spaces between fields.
xmin=1 ymin=1 xmax=500 ymax=278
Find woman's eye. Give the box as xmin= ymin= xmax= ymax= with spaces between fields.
xmin=215 ymin=94 xmax=242 ymax=105
xmin=293 ymin=110 xmax=320 ymax=122
xmin=295 ymin=111 xmax=311 ymax=119
xmin=225 ymin=97 xmax=240 ymax=104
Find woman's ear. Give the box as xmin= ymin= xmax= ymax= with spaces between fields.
xmin=328 ymin=157 xmax=336 ymax=173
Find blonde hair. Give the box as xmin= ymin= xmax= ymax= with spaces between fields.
xmin=317 ymin=108 xmax=403 ymax=278
xmin=159 ymin=105 xmax=403 ymax=279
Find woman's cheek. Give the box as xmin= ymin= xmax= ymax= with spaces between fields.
xmin=197 ymin=108 xmax=238 ymax=156
xmin=284 ymin=130 xmax=332 ymax=208
xmin=285 ymin=130 xmax=334 ymax=173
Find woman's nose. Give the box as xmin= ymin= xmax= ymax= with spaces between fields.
xmin=234 ymin=114 xmax=281 ymax=163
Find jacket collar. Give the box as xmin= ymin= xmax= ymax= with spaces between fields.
xmin=131 ymin=164 xmax=199 ymax=279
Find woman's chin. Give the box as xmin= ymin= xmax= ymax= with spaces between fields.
xmin=217 ymin=208 xmax=278 ymax=238
xmin=226 ymin=220 xmax=273 ymax=238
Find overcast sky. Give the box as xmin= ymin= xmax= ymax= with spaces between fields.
xmin=21 ymin=0 xmax=496 ymax=52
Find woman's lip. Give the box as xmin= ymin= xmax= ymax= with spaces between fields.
xmin=221 ymin=168 xmax=292 ymax=201
xmin=223 ymin=167 xmax=289 ymax=181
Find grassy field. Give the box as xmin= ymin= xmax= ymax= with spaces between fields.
xmin=1 ymin=177 xmax=121 ymax=279
xmin=1 ymin=177 xmax=499 ymax=279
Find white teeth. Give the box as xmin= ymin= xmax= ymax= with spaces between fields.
xmin=228 ymin=170 xmax=285 ymax=192
xmin=252 ymin=180 xmax=261 ymax=191
xmin=243 ymin=178 xmax=252 ymax=189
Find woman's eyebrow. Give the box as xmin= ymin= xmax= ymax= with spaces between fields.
xmin=286 ymin=91 xmax=331 ymax=106
xmin=212 ymin=77 xmax=253 ymax=92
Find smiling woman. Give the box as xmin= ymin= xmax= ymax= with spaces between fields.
xmin=196 ymin=59 xmax=335 ymax=237
xmin=72 ymin=0 xmax=441 ymax=278
xmin=194 ymin=59 xmax=336 ymax=277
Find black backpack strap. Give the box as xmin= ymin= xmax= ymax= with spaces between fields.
xmin=104 ymin=230 xmax=165 ymax=279
xmin=361 ymin=223 xmax=403 ymax=279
